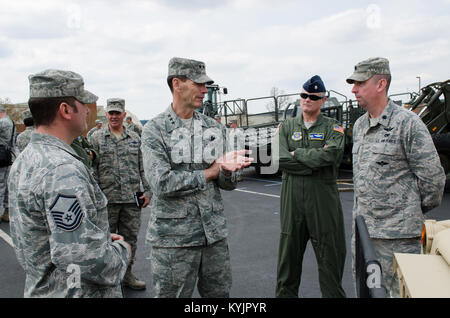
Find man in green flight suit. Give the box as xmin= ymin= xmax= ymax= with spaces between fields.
xmin=71 ymin=134 xmax=98 ymax=171
xmin=275 ymin=75 xmax=347 ymax=298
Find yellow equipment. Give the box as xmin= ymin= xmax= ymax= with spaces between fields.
xmin=393 ymin=220 xmax=450 ymax=298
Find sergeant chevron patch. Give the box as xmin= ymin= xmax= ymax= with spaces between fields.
xmin=50 ymin=194 xmax=84 ymax=231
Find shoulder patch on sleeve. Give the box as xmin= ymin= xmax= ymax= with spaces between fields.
xmin=49 ymin=194 xmax=84 ymax=231
xmin=333 ymin=124 xmax=344 ymax=134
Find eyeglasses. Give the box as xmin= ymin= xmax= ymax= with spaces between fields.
xmin=300 ymin=93 xmax=323 ymax=101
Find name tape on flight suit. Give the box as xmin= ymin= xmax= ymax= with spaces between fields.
xmin=309 ymin=133 xmax=324 ymax=140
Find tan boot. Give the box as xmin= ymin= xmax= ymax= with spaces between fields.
xmin=122 ymin=269 xmax=146 ymax=290
xmin=1 ymin=211 xmax=9 ymax=223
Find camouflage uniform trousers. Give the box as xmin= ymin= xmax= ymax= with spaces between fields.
xmin=0 ymin=166 xmax=10 ymax=216
xmin=351 ymin=232 xmax=421 ymax=298
xmin=107 ymin=203 xmax=142 ymax=266
xmin=372 ymin=237 xmax=421 ymax=298
xmin=150 ymin=239 xmax=232 ymax=298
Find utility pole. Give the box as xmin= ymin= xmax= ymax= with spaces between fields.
xmin=416 ymin=76 xmax=421 ymax=92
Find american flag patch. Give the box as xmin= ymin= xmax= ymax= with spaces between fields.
xmin=334 ymin=124 xmax=344 ymax=134
xmin=276 ymin=123 xmax=282 ymax=133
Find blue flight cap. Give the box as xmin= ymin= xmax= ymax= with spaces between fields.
xmin=303 ymin=75 xmax=326 ymax=93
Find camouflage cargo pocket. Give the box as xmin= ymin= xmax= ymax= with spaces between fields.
xmin=154 ymin=208 xmax=190 ymax=237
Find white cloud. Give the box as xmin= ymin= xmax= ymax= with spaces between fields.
xmin=0 ymin=0 xmax=449 ymax=119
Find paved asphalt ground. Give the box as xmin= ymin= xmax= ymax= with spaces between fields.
xmin=0 ymin=168 xmax=449 ymax=298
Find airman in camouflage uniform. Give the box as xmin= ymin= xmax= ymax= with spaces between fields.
xmin=8 ymin=69 xmax=131 ymax=297
xmin=348 ymin=57 xmax=446 ymax=297
xmin=89 ymin=98 xmax=151 ymax=290
xmin=141 ymin=57 xmax=252 ymax=298
xmin=0 ymin=104 xmax=15 ymax=223
xmin=16 ymin=109 xmax=34 ymax=153
xmin=125 ymin=116 xmax=142 ymax=137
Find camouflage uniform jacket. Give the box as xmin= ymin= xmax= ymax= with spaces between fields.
xmin=126 ymin=122 xmax=142 ymax=137
xmin=90 ymin=126 xmax=151 ymax=203
xmin=141 ymin=105 xmax=237 ymax=248
xmin=0 ymin=115 xmax=15 ymax=146
xmin=8 ymin=132 xmax=131 ymax=298
xmin=16 ymin=126 xmax=34 ymax=153
xmin=352 ymin=100 xmax=446 ymax=239
xmin=0 ymin=115 xmax=16 ymax=160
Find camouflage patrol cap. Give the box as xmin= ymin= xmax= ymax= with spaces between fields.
xmin=95 ymin=119 xmax=102 ymax=124
xmin=28 ymin=69 xmax=98 ymax=104
xmin=106 ymin=98 xmax=125 ymax=113
xmin=168 ymin=57 xmax=214 ymax=85
xmin=346 ymin=57 xmax=390 ymax=84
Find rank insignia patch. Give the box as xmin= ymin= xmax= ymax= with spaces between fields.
xmin=50 ymin=194 xmax=84 ymax=231
xmin=309 ymin=133 xmax=324 ymax=140
xmin=291 ymin=132 xmax=302 ymax=141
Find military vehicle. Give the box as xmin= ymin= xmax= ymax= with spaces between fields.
xmin=198 ymin=84 xmax=228 ymax=118
xmin=201 ymin=90 xmax=303 ymax=175
xmin=200 ymin=80 xmax=450 ymax=178
xmin=198 ymin=86 xmax=287 ymax=175
xmin=199 ymin=86 xmax=363 ymax=175
xmin=409 ymin=79 xmax=450 ymax=182
xmin=393 ymin=219 xmax=450 ymax=297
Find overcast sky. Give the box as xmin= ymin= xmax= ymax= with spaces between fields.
xmin=1 ymin=0 xmax=449 ymax=119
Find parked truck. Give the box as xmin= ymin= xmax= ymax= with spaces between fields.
xmin=200 ymin=80 xmax=450 ymax=179
xmin=199 ymin=86 xmax=363 ymax=175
